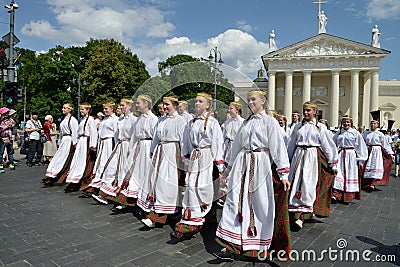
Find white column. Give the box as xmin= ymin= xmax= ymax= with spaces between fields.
xmin=284 ymin=71 xmax=293 ymax=119
xmin=362 ymin=72 xmax=371 ymax=127
xmin=267 ymin=71 xmax=276 ymax=110
xmin=350 ymin=70 xmax=360 ymax=126
xmin=330 ymin=70 xmax=340 ymax=128
xmin=369 ymin=70 xmax=379 ymax=112
xmin=302 ymin=70 xmax=312 ymax=104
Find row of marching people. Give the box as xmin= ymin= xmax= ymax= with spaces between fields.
xmin=40 ymin=90 xmax=394 ymax=262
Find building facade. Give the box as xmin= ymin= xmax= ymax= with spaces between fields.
xmin=233 ymin=33 xmax=400 ymax=129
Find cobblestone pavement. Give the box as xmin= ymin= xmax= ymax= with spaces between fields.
xmin=0 ymin=155 xmax=399 ymax=266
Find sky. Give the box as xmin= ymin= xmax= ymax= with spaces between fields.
xmin=0 ymin=0 xmax=399 ymax=81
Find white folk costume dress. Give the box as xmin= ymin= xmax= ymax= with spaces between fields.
xmin=220 ymin=116 xmax=244 ymax=197
xmin=120 ymin=111 xmax=158 ymax=200
xmin=287 ymin=120 xmax=338 ymax=214
xmin=66 ymin=116 xmax=98 ymax=184
xmin=362 ymin=129 xmax=393 ymax=180
xmin=44 ymin=115 xmax=78 ymax=181
xmin=178 ymin=113 xmax=224 ymax=227
xmin=216 ymin=111 xmax=290 ymax=252
xmin=332 ymin=128 xmax=368 ymax=200
xmin=137 ymin=111 xmax=186 ymax=216
xmin=99 ymin=113 xmax=137 ymax=198
xmin=180 ymin=112 xmax=193 ymax=123
xmin=89 ymin=114 xmax=119 ymax=189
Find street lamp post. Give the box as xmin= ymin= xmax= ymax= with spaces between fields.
xmin=208 ymin=47 xmax=223 ymax=112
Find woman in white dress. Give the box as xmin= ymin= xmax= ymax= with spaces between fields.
xmin=65 ymin=103 xmax=98 ymax=192
xmin=116 ymin=95 xmax=158 ymax=208
xmin=86 ymin=101 xmax=118 ymax=196
xmin=42 ymin=103 xmax=78 ymax=186
xmin=332 ymin=116 xmax=368 ymax=203
xmin=361 ymin=119 xmax=394 ymax=192
xmin=218 ymin=102 xmax=244 ymax=206
xmin=92 ymin=99 xmax=137 ymax=206
xmin=287 ymin=101 xmax=338 ymax=231
xmin=213 ymin=90 xmax=291 ymax=261
xmin=137 ymin=95 xmax=186 ymax=229
xmin=170 ymin=93 xmax=225 ymax=242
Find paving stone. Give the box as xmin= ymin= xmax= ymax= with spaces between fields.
xmin=1 ymin=155 xmax=399 ymax=266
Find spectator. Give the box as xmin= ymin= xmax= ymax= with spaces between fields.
xmin=0 ymin=108 xmax=15 ymax=171
xmin=94 ymin=112 xmax=104 ymax=130
xmin=25 ymin=111 xmax=44 ymax=167
xmin=43 ymin=115 xmax=57 ymax=163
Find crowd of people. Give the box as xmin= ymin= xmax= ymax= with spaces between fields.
xmin=5 ymin=90 xmax=391 ymax=262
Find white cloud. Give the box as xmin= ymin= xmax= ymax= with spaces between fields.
xmin=365 ymin=0 xmax=400 ymax=20
xmin=236 ymin=20 xmax=252 ymax=32
xmin=21 ymin=1 xmax=270 ymax=80
xmin=135 ymin=29 xmax=269 ymax=79
xmin=21 ymin=0 xmax=175 ymax=43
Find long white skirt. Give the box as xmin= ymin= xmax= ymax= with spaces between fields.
xmin=89 ymin=138 xmax=114 ymax=188
xmin=179 ymin=147 xmax=214 ymax=226
xmin=121 ymin=139 xmax=152 ymax=198
xmin=216 ymin=149 xmax=275 ymax=251
xmin=99 ymin=141 xmax=130 ymax=197
xmin=66 ymin=137 xmax=89 ymax=183
xmin=363 ymin=146 xmax=384 ymax=179
xmin=333 ymin=149 xmax=359 ymax=192
xmin=288 ymin=147 xmax=318 ymax=213
xmin=137 ymin=142 xmax=180 ymax=214
xmin=45 ymin=136 xmax=72 ymax=178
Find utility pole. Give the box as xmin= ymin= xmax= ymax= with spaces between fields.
xmin=3 ymin=1 xmax=19 ymax=108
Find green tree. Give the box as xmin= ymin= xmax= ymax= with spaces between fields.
xmin=81 ymin=38 xmax=150 ymax=111
xmin=158 ymin=54 xmax=234 ymax=115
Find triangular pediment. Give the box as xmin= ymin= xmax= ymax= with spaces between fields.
xmin=380 ymin=102 xmax=397 ymax=110
xmin=263 ymin=33 xmax=390 ymax=59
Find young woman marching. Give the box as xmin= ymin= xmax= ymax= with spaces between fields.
xmin=286 ymin=101 xmax=338 ymax=231
xmin=361 ymin=119 xmax=394 ymax=192
xmin=92 ymin=99 xmax=137 ymax=206
xmin=213 ymin=90 xmax=291 ymax=261
xmin=332 ymin=116 xmax=368 ymax=204
xmin=42 ymin=103 xmax=78 ymax=186
xmin=65 ymin=103 xmax=98 ymax=192
xmin=116 ymin=95 xmax=158 ymax=209
xmin=170 ymin=93 xmax=225 ymax=242
xmin=137 ymin=95 xmax=186 ymax=229
xmin=218 ymin=102 xmax=244 ymax=206
xmin=86 ymin=101 xmax=118 ymax=196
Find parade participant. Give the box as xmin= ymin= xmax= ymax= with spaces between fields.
xmin=361 ymin=116 xmax=394 ymax=192
xmin=287 ymin=112 xmax=300 ymax=129
xmin=212 ymin=90 xmax=291 ymax=261
xmin=277 ymin=114 xmax=290 ymax=145
xmin=170 ymin=93 xmax=225 ymax=242
xmin=92 ymin=99 xmax=136 ymax=206
xmin=158 ymin=103 xmax=165 ymax=117
xmin=65 ymin=103 xmax=98 ymax=192
xmin=86 ymin=101 xmax=118 ymax=196
xmin=137 ymin=95 xmax=186 ymax=229
xmin=43 ymin=103 xmax=78 ymax=186
xmin=332 ymin=116 xmax=368 ymax=204
xmin=116 ymin=95 xmax=158 ymax=209
xmin=178 ymin=100 xmax=193 ymax=123
xmin=287 ymin=101 xmax=338 ymax=231
xmin=219 ymin=102 xmax=244 ymax=205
